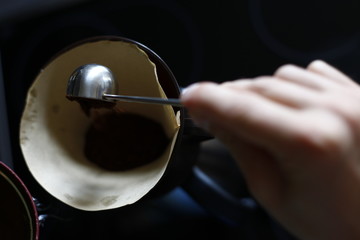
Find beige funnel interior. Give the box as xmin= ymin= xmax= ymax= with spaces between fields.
xmin=19 ymin=39 xmax=180 ymax=211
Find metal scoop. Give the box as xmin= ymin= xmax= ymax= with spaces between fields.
xmin=66 ymin=64 xmax=182 ymax=107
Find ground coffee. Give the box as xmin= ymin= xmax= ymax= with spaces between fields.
xmin=84 ymin=111 xmax=170 ymax=171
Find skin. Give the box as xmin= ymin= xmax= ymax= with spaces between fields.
xmin=180 ymin=60 xmax=360 ymax=240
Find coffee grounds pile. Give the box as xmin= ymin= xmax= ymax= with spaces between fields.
xmin=84 ymin=111 xmax=170 ymax=171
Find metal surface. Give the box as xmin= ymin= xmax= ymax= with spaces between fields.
xmin=67 ymin=64 xmax=183 ymax=107
xmin=67 ymin=64 xmax=117 ymax=102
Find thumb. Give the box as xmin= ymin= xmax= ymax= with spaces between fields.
xmin=180 ymin=82 xmax=284 ymax=205
xmin=180 ymin=82 xmax=220 ymax=129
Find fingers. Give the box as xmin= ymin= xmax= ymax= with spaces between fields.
xmin=180 ymin=60 xmax=356 ymax=158
xmin=274 ymin=65 xmax=342 ymax=91
xmin=274 ymin=60 xmax=357 ymax=90
xmin=220 ymin=59 xmax=354 ymax=110
xmin=180 ymin=82 xmax=301 ymax=151
xmin=221 ymin=77 xmax=319 ymax=109
xmin=306 ymin=60 xmax=357 ymax=87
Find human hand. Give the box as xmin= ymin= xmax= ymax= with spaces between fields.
xmin=180 ymin=60 xmax=360 ymax=240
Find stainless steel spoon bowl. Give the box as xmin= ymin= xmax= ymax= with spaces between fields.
xmin=66 ymin=64 xmax=183 ymax=107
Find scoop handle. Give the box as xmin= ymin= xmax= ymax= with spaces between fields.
xmin=103 ymin=93 xmax=183 ymax=107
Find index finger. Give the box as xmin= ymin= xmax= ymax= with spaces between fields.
xmin=181 ymin=82 xmax=303 ymax=152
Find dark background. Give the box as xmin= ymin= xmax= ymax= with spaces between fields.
xmin=0 ymin=0 xmax=359 ymax=239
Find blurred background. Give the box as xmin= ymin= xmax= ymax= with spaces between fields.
xmin=0 ymin=0 xmax=359 ymax=239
